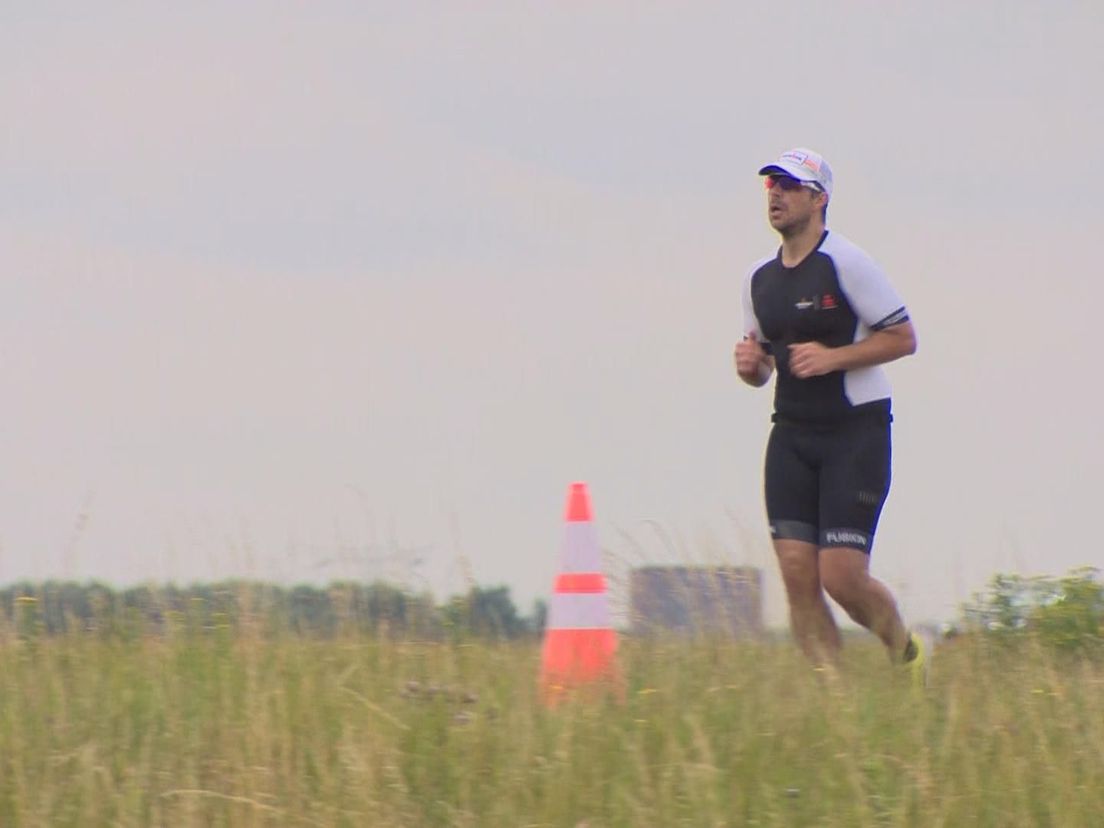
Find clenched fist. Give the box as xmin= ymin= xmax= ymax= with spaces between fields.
xmin=734 ymin=334 xmax=771 ymax=386
xmin=788 ymin=341 xmax=839 ymax=379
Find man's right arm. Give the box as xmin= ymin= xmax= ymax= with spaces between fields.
xmin=739 ymin=262 xmax=774 ymax=386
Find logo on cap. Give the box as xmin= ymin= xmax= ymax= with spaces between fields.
xmin=781 ymin=150 xmax=820 ymax=172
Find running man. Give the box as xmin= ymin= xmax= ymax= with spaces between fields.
xmin=734 ymin=147 xmax=925 ymax=677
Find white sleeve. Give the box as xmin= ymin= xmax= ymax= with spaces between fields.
xmin=833 ymin=244 xmax=908 ymax=331
xmin=741 ymin=264 xmax=765 ymax=340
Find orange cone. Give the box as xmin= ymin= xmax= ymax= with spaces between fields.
xmin=539 ymin=482 xmax=621 ymax=706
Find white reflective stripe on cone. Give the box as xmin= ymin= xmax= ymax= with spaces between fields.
xmin=546 ymin=591 xmax=612 ymax=630
xmin=559 ymin=522 xmax=603 ymax=573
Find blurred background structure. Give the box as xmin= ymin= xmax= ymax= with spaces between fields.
xmin=630 ymin=566 xmax=762 ymax=637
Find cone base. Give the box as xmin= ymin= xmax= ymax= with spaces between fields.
xmin=538 ymin=628 xmax=621 ymax=706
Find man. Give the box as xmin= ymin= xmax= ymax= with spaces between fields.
xmin=734 ymin=147 xmax=924 ymax=678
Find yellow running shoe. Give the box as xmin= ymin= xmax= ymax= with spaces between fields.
xmin=902 ymin=631 xmax=928 ymax=690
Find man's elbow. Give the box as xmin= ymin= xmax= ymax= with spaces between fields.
xmin=903 ymin=326 xmax=918 ymax=356
xmin=892 ymin=322 xmax=918 ymax=357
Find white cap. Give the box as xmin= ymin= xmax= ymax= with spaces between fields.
xmin=758 ymin=147 xmax=833 ymax=199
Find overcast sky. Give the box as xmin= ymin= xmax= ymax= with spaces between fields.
xmin=2 ymin=2 xmax=1102 ymax=627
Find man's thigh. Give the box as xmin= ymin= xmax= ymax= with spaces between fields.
xmin=765 ymin=424 xmax=819 ymax=544
xmin=818 ymin=418 xmax=892 ymax=554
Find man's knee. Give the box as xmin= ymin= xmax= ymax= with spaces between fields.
xmin=774 ymin=542 xmax=820 ymax=597
xmin=819 ymin=549 xmax=868 ymax=608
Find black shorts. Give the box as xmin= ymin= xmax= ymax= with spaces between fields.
xmin=764 ymin=412 xmax=892 ymax=554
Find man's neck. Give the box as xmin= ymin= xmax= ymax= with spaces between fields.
xmin=779 ymin=222 xmax=826 ymax=268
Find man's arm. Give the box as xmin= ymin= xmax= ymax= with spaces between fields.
xmin=788 ymin=321 xmax=917 ymax=379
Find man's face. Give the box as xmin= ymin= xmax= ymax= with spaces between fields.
xmin=764 ymin=174 xmax=825 ymax=234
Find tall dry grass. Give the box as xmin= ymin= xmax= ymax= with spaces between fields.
xmin=1 ymin=604 xmax=1103 ymax=826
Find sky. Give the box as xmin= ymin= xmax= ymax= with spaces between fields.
xmin=2 ymin=2 xmax=1102 ymax=628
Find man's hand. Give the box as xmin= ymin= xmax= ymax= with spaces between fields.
xmin=788 ymin=323 xmax=917 ymax=378
xmin=788 ymin=341 xmax=839 ymax=379
xmin=734 ymin=334 xmax=772 ymax=386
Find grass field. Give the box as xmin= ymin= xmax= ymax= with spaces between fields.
xmin=2 ymin=614 xmax=1103 ymax=827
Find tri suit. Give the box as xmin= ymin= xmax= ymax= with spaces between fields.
xmin=742 ymin=230 xmax=910 ymax=554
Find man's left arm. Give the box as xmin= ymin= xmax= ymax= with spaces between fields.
xmin=790 ymin=241 xmax=919 ymax=379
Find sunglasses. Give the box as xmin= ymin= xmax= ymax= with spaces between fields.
xmin=764 ymin=175 xmax=822 ymax=193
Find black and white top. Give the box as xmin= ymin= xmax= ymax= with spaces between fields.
xmin=742 ymin=230 xmax=909 ymax=424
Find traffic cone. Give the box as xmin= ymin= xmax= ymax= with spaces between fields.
xmin=539 ymin=482 xmax=621 ymax=706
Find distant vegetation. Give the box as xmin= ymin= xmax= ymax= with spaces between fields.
xmin=0 ymin=580 xmax=545 ymax=640
xmin=4 ymin=565 xmax=1102 ymax=653
xmin=957 ymin=566 xmax=1104 ymax=656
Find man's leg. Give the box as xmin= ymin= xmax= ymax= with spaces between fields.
xmin=818 ymin=546 xmax=909 ymax=658
xmin=774 ymin=539 xmax=842 ymax=664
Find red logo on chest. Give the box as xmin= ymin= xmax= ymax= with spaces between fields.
xmin=820 ymin=293 xmax=838 ymax=310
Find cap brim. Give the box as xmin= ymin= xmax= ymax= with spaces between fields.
xmin=758 ymin=161 xmax=818 ymax=182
